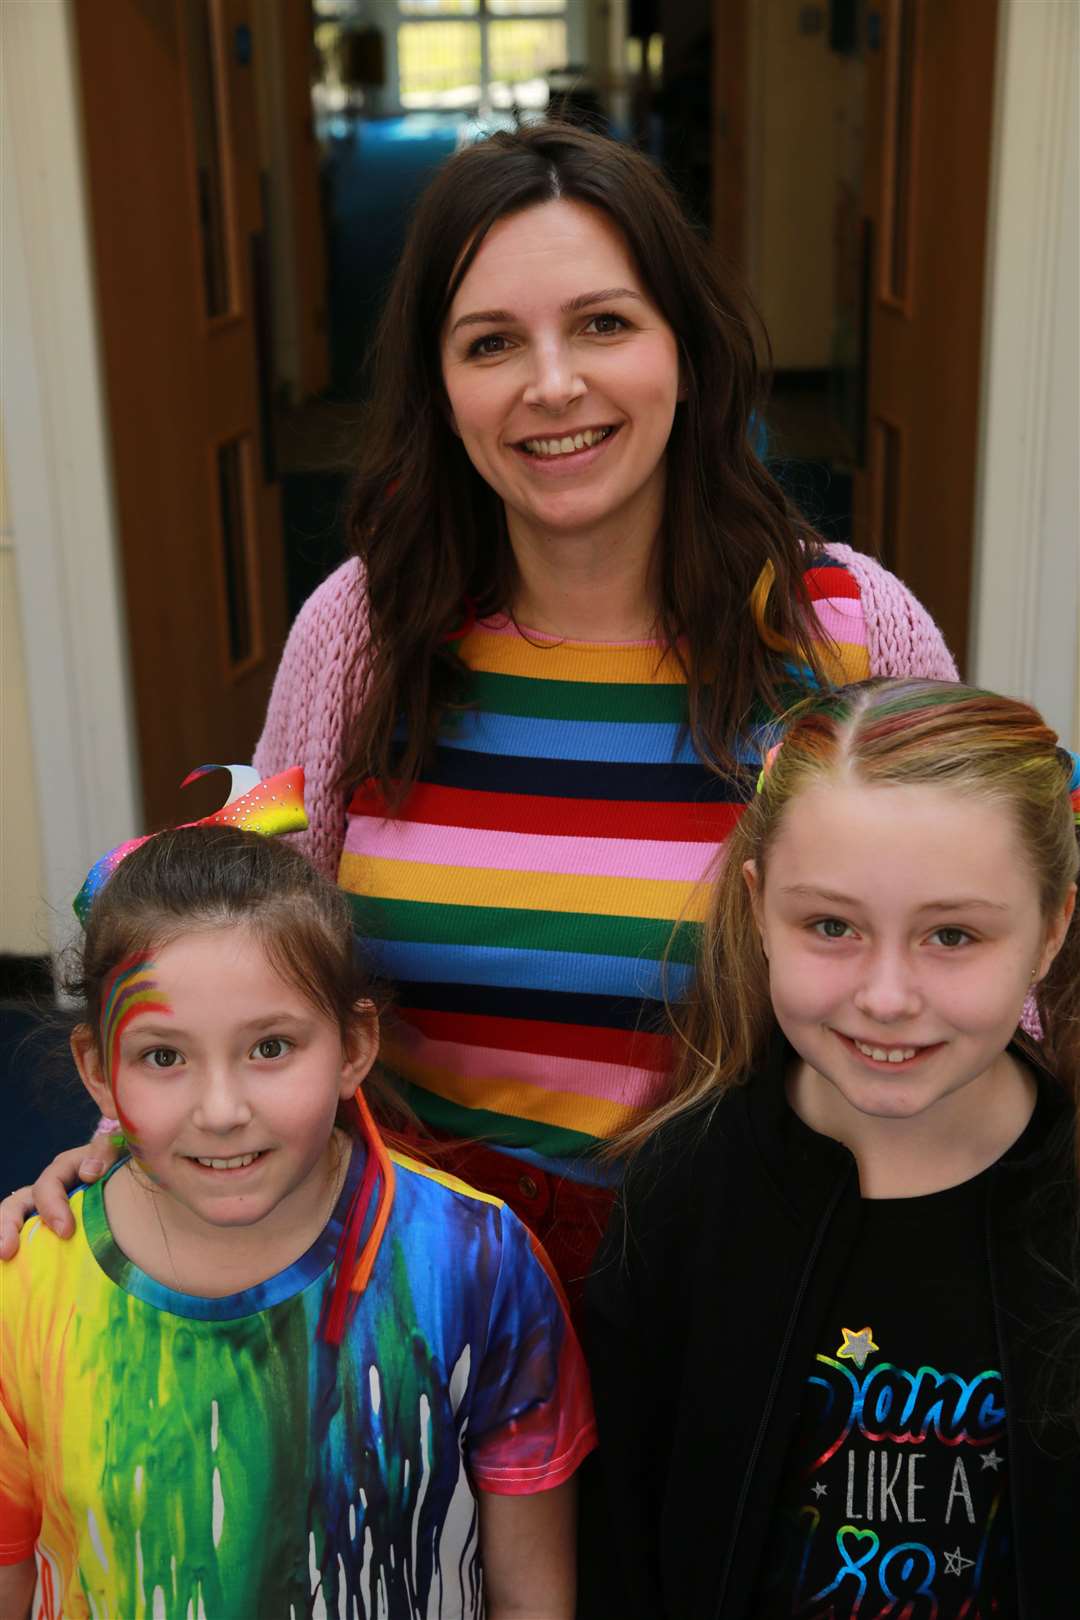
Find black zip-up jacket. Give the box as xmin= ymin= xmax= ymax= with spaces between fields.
xmin=580 ymin=1039 xmax=1080 ymax=1619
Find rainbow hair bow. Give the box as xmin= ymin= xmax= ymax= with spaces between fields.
xmin=73 ymin=765 xmax=308 ymax=925
xmin=1068 ymin=750 xmax=1080 ymax=826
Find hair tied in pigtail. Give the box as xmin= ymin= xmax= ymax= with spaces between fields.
xmin=73 ymin=765 xmax=308 ymax=925
xmin=320 ymin=1086 xmax=397 ymax=1346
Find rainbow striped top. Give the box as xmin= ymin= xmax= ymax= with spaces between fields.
xmin=341 ymin=561 xmax=871 ymax=1178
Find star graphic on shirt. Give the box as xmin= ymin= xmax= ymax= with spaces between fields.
xmin=980 ymin=1448 xmax=1004 ymax=1471
xmin=836 ymin=1325 xmax=879 ymax=1369
xmin=944 ymin=1547 xmax=976 ymax=1577
xmin=811 ymin=1482 xmax=828 ymax=1499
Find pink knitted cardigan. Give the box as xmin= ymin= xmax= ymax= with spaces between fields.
xmin=253 ymin=543 xmax=959 ymax=880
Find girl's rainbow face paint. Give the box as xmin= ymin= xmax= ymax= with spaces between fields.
xmin=99 ymin=955 xmax=172 ymax=1146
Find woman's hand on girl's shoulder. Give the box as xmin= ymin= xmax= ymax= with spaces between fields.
xmin=0 ymin=1140 xmax=117 ymax=1258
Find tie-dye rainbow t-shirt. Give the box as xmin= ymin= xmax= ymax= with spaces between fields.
xmin=0 ymin=1143 xmax=595 ymax=1620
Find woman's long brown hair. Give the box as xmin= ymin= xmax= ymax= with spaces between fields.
xmin=342 ymin=121 xmax=830 ymax=804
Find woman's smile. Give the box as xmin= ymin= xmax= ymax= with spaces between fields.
xmin=511 ymin=423 xmax=622 ymax=475
xmin=516 ymin=423 xmax=618 ymax=460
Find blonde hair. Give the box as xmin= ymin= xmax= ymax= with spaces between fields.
xmin=613 ymin=679 xmax=1080 ymax=1157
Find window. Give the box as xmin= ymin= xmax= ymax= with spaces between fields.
xmin=397 ymin=0 xmax=568 ymax=111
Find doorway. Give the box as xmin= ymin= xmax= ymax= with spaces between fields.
xmin=63 ymin=0 xmax=1000 ymax=838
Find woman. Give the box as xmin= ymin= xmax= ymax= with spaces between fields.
xmin=0 ymin=123 xmax=955 ymax=1306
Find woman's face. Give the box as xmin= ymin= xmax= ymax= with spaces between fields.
xmin=440 ymin=198 xmax=682 ymax=553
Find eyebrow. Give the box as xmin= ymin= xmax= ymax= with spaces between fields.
xmin=779 ymin=885 xmax=1010 ymax=914
xmin=449 ymin=287 xmax=645 ymax=335
xmin=122 ymin=1013 xmax=311 ymax=1041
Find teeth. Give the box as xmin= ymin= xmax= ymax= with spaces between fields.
xmin=854 ymin=1041 xmax=917 ymax=1063
xmin=522 ymin=427 xmax=613 ymax=457
xmin=195 ymin=1153 xmax=259 ymax=1170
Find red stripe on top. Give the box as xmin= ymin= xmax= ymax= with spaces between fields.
xmin=348 ymin=781 xmax=742 ymax=842
xmin=804 ymin=565 xmax=860 ymax=601
xmin=400 ymin=1008 xmax=672 ymax=1071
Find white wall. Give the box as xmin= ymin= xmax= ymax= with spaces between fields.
xmin=0 ymin=424 xmax=47 ymax=955
xmin=971 ymin=0 xmax=1079 ymax=748
xmin=0 ymin=0 xmax=139 ymax=963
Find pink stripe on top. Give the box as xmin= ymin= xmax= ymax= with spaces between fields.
xmin=388 ymin=1021 xmax=664 ymax=1108
xmin=345 ymin=816 xmax=721 ymax=883
xmin=811 ymin=595 xmax=871 ymax=646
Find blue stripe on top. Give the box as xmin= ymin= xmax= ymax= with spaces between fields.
xmin=369 ymin=940 xmax=695 ymax=1001
xmin=438 ymin=710 xmax=774 ymax=766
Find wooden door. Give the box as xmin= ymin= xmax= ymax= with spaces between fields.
xmin=853 ymin=0 xmax=999 ymax=672
xmin=71 ymin=0 xmax=288 ymax=827
xmin=710 ymin=0 xmax=749 ymax=270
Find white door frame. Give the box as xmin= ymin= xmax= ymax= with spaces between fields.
xmin=1 ymin=0 xmax=139 ymax=959
xmin=970 ymin=0 xmax=1079 ymax=746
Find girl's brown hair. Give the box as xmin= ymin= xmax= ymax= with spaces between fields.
xmin=344 ymin=120 xmax=829 ymax=803
xmin=614 ymin=678 xmax=1080 ymax=1158
xmin=69 ymin=826 xmax=406 ymax=1133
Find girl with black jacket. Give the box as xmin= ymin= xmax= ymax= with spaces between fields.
xmin=583 ymin=679 xmax=1080 ymax=1620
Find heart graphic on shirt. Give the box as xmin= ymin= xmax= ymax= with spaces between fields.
xmin=836 ymin=1526 xmax=879 ymax=1571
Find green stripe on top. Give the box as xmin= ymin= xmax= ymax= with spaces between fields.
xmin=466 ymin=669 xmax=690 ymax=723
xmin=395 ymin=1078 xmax=600 ymax=1159
xmin=348 ymin=894 xmax=701 ymax=965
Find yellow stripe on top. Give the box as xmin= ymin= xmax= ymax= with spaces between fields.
xmin=461 ymin=623 xmax=689 ymax=684
xmin=818 ymin=639 xmax=871 ymax=684
xmin=340 ymin=853 xmax=713 ymax=923
xmin=388 ymin=1149 xmax=507 ymax=1207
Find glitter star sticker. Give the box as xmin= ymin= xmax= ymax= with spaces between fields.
xmin=836 ymin=1325 xmax=879 ymax=1369
xmin=944 ymin=1547 xmax=975 ymax=1577
xmin=980 ymin=1448 xmax=1004 ymax=1471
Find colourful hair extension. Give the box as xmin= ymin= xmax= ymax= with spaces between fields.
xmin=320 ymin=1086 xmax=397 ymax=1346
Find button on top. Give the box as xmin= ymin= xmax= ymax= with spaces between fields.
xmin=517 ymin=1174 xmax=539 ymax=1200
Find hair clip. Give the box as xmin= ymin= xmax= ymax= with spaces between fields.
xmin=74 ymin=765 xmax=308 ymax=925
xmin=93 ymin=1115 xmax=126 ymax=1147
xmin=755 ymin=741 xmax=783 ymax=796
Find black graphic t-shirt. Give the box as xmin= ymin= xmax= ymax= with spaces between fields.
xmin=753 ymin=1157 xmax=1025 ymax=1619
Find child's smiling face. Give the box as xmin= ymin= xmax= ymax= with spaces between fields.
xmin=744 ymin=778 xmax=1074 ymax=1139
xmin=75 ymin=924 xmax=375 ymax=1241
